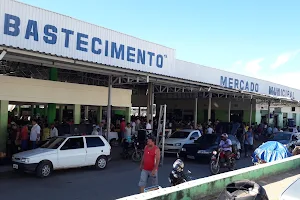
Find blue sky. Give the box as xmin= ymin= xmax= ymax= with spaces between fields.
xmin=18 ymin=0 xmax=300 ymax=88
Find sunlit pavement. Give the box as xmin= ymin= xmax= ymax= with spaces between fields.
xmin=0 ymin=155 xmax=252 ymax=200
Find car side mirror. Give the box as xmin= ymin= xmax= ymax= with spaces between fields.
xmin=190 ymin=137 xmax=195 ymax=140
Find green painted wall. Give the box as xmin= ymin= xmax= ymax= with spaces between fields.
xmin=243 ymin=110 xmax=256 ymax=124
xmin=215 ymin=110 xmax=228 ymax=122
xmin=197 ymin=110 xmax=204 ymax=123
xmin=48 ymin=68 xmax=58 ymax=124
xmin=49 ymin=67 xmax=58 ymax=81
xmin=125 ymin=107 xmax=131 ymax=123
xmin=0 ymin=100 xmax=8 ymax=152
xmin=47 ymin=103 xmax=56 ymax=124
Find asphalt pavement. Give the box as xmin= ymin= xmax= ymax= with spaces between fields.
xmin=0 ymin=154 xmax=252 ymax=200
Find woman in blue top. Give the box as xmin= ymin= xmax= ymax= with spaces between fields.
xmin=244 ymin=127 xmax=254 ymax=157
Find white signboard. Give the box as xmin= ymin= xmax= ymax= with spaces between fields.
xmin=174 ymin=60 xmax=300 ymax=101
xmin=1 ymin=0 xmax=300 ymax=101
xmin=0 ymin=0 xmax=175 ymax=74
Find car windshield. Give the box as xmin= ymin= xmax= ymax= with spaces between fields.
xmin=169 ymin=131 xmax=190 ymax=139
xmin=195 ymin=134 xmax=218 ymax=145
xmin=273 ymin=133 xmax=291 ymax=141
xmin=41 ymin=137 xmax=66 ymax=149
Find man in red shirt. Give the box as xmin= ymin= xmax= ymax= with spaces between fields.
xmin=120 ymin=118 xmax=126 ymax=142
xmin=138 ymin=136 xmax=160 ymax=193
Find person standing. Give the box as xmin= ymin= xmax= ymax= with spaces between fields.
xmin=244 ymin=127 xmax=254 ymax=157
xmin=207 ymin=125 xmax=214 ymax=134
xmin=138 ymin=136 xmax=160 ymax=193
xmin=42 ymin=124 xmax=50 ymax=141
xmin=124 ymin=123 xmax=132 ymax=143
xmin=30 ymin=119 xmax=41 ymax=149
xmin=50 ymin=123 xmax=58 ymax=138
xmin=146 ymin=120 xmax=152 ymax=136
xmin=20 ymin=124 xmax=29 ymax=151
xmin=120 ymin=118 xmax=126 ymax=142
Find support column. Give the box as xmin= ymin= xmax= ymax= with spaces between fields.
xmin=0 ymin=100 xmax=8 ymax=153
xmin=151 ymin=92 xmax=154 ymax=127
xmin=31 ymin=105 xmax=35 ymax=117
xmin=16 ymin=105 xmax=21 ymax=117
xmin=36 ymin=105 xmax=41 ymax=117
xmin=138 ymin=107 xmax=141 ymax=117
xmin=48 ymin=103 xmax=56 ymax=124
xmin=44 ymin=104 xmax=48 ymax=118
xmin=125 ymin=107 xmax=131 ymax=123
xmin=267 ymin=101 xmax=271 ymax=124
xmin=73 ymin=104 xmax=81 ymax=124
xmin=208 ymin=93 xmax=212 ymax=121
xmin=48 ymin=67 xmax=58 ymax=124
xmin=106 ymin=76 xmax=112 ymax=138
xmin=59 ymin=105 xmax=64 ymax=123
xmin=97 ymin=106 xmax=103 ymax=124
xmin=228 ymin=100 xmax=231 ymax=122
xmin=84 ymin=106 xmax=89 ymax=120
xmin=194 ymin=97 xmax=198 ymax=128
xmin=147 ymin=83 xmax=153 ymax=123
xmin=249 ymin=99 xmax=253 ymax=126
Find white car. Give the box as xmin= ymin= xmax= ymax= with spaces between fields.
xmin=12 ymin=135 xmax=111 ymax=178
xmin=160 ymin=129 xmax=202 ymax=154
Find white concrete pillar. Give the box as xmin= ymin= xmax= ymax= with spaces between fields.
xmin=228 ymin=100 xmax=231 ymax=122
xmin=249 ymin=99 xmax=253 ymax=125
xmin=147 ymin=83 xmax=153 ymax=123
xmin=106 ymin=76 xmax=112 ymax=138
xmin=208 ymin=93 xmax=212 ymax=121
xmin=267 ymin=101 xmax=271 ymax=124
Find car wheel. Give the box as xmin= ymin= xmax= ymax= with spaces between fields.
xmin=95 ymin=156 xmax=107 ymax=170
xmin=36 ymin=161 xmax=52 ymax=178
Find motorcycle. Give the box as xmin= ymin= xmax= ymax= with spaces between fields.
xmin=120 ymin=136 xmax=143 ymax=162
xmin=168 ymin=155 xmax=194 ymax=186
xmin=210 ymin=149 xmax=236 ymax=175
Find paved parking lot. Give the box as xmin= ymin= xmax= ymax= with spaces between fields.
xmin=0 ymin=155 xmax=252 ymax=200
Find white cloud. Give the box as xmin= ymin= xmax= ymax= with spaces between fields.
xmin=244 ymin=58 xmax=264 ymax=75
xmin=270 ymin=50 xmax=300 ymax=69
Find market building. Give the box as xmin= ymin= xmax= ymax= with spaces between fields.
xmin=0 ymin=0 xmax=300 ymax=153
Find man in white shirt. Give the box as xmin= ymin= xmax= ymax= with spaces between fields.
xmin=50 ymin=123 xmax=58 ymax=138
xmin=131 ymin=120 xmax=136 ymax=135
xmin=219 ymin=133 xmax=232 ymax=163
xmin=124 ymin=123 xmax=132 ymax=142
xmin=30 ymin=119 xmax=41 ymax=149
xmin=146 ymin=120 xmax=152 ymax=135
xmin=207 ymin=125 xmax=214 ymax=134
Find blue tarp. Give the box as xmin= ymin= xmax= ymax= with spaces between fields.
xmin=252 ymin=141 xmax=292 ymax=163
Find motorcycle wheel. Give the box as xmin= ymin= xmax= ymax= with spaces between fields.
xmin=210 ymin=160 xmax=220 ymax=175
xmin=236 ymin=151 xmax=241 ymax=160
xmin=132 ymin=150 xmax=143 ymax=162
xmin=228 ymin=158 xmax=236 ymax=171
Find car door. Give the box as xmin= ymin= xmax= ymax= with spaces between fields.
xmin=58 ymin=137 xmax=86 ymax=168
xmin=187 ymin=132 xmax=200 ymax=144
xmin=85 ymin=136 xmax=106 ymax=166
